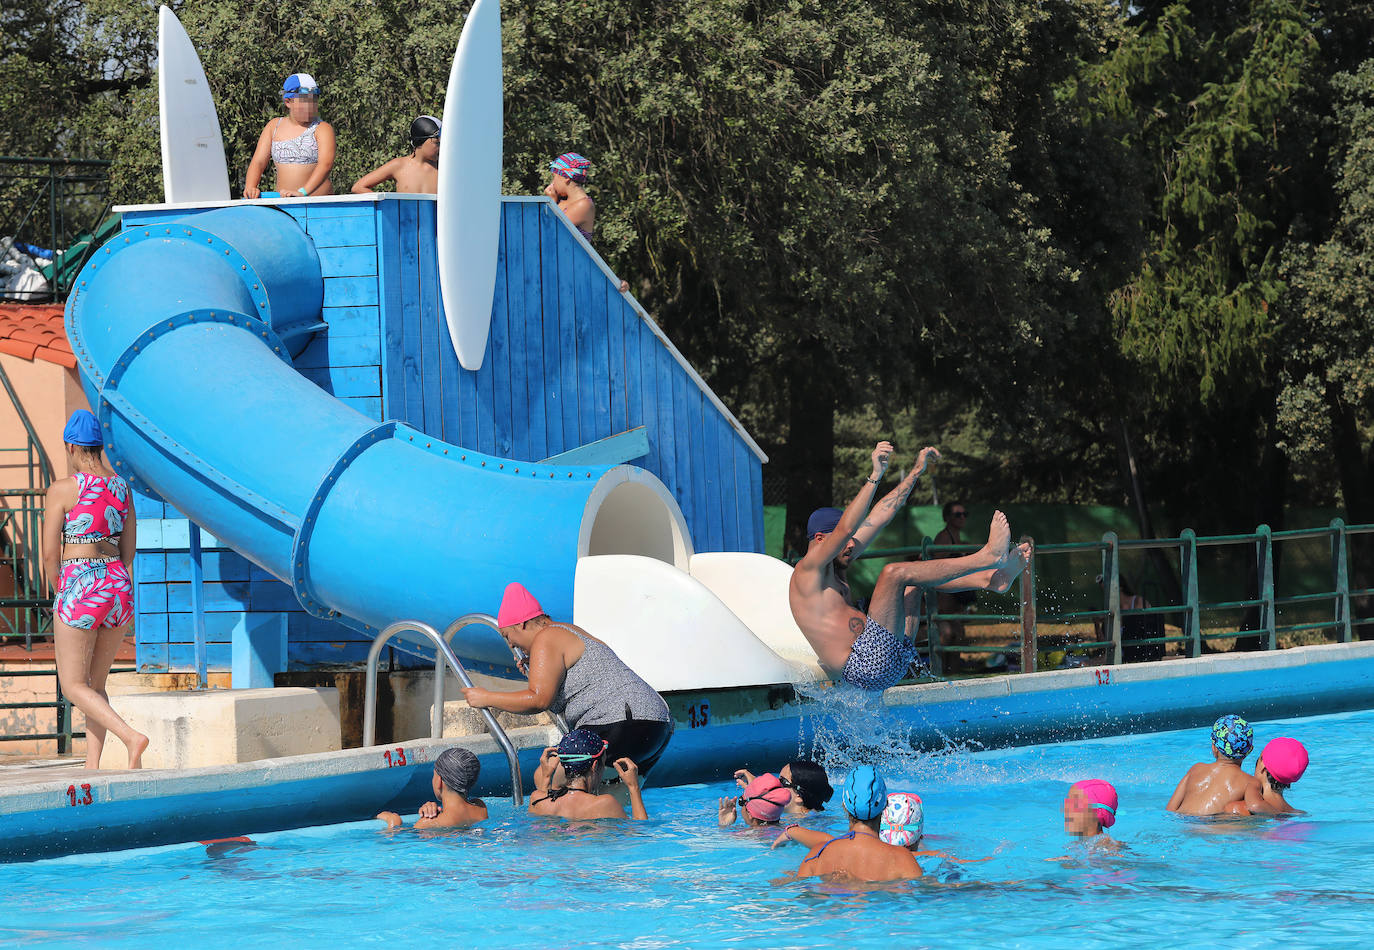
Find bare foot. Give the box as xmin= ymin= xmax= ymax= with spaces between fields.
xmin=973 ymin=510 xmax=1012 ymax=568
xmin=127 ymin=732 xmax=150 ymax=770
xmin=988 ymin=540 xmax=1032 ymax=593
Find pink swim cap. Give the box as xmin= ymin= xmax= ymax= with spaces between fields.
xmin=1071 ymin=779 xmax=1118 ymax=829
xmin=496 ymin=582 xmax=544 ymax=627
xmin=741 ymin=773 xmax=792 ymax=823
xmin=1262 ymin=737 xmax=1309 ymax=785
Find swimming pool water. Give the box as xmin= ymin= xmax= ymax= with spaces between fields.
xmin=3 ymin=707 xmax=1371 ymax=948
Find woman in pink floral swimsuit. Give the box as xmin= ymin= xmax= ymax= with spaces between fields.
xmin=41 ymin=411 xmax=147 ymax=769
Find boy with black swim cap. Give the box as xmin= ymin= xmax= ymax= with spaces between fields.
xmin=352 ymin=115 xmax=442 ymax=194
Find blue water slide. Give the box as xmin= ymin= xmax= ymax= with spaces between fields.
xmin=65 ymin=205 xmax=684 ymax=666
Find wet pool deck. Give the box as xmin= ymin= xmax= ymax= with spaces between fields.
xmin=2 ymin=640 xmax=1372 ymax=862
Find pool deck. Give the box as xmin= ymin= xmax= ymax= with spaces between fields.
xmin=3 ymin=640 xmax=1372 ymax=862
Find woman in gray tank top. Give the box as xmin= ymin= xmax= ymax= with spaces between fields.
xmin=462 ymin=583 xmax=675 ymax=776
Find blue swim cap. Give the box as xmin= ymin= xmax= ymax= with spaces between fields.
xmin=557 ymin=728 xmax=608 ymax=777
xmin=842 ymin=765 xmax=888 ymax=820
xmin=282 ymin=73 xmax=320 ymax=98
xmin=63 ymin=410 xmax=102 ymax=447
xmin=807 ymin=507 xmax=843 ymax=538
xmin=1212 ymin=714 xmax=1254 ymax=759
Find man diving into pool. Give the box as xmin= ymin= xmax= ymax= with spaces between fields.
xmin=788 ymin=441 xmax=1031 ymax=690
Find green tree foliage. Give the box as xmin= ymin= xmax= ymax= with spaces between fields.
xmin=1279 ymin=60 xmax=1374 ymax=523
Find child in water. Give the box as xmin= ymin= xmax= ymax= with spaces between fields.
xmin=1063 ymin=780 xmax=1119 ymax=840
xmin=775 ymin=767 xmax=922 ymax=882
xmin=376 ymin=747 xmax=487 ymax=829
xmin=720 ymin=773 xmax=792 ymax=828
xmin=351 ymin=116 xmax=442 ymax=194
xmin=1166 ymin=714 xmax=1254 ymax=816
xmin=1226 ymin=737 xmax=1309 ymax=816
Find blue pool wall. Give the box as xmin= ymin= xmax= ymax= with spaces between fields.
xmin=116 ymin=195 xmax=766 ymax=677
xmin=7 ymin=642 xmax=1373 ymax=861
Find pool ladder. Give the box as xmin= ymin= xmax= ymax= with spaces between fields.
xmin=363 ymin=614 xmax=567 ymax=807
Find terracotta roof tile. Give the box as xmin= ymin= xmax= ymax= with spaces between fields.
xmin=0 ymin=304 xmax=73 ymax=367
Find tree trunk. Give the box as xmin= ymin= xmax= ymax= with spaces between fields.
xmin=783 ymin=343 xmax=836 ymax=560
xmin=1327 ymin=389 xmax=1374 ymax=637
xmin=1115 ymin=417 xmax=1184 ymax=610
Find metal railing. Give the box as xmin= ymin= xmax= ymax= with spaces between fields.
xmin=363 ymin=619 xmax=524 ymax=805
xmin=0 ymin=361 xmax=55 ymax=648
xmin=1 ymin=156 xmax=112 ymax=301
xmin=441 ymin=613 xmax=571 ymax=735
xmin=857 ymin=519 xmax=1374 ymax=676
xmin=0 ymin=666 xmax=136 ymax=752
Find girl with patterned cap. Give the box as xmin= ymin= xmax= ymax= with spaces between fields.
xmin=244 ymin=72 xmax=336 ymax=199
xmin=544 ymin=152 xmax=596 ymax=239
xmin=42 ymin=410 xmax=147 ymax=770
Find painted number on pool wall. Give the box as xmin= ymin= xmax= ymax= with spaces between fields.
xmin=65 ymin=783 xmax=93 ymax=807
xmin=688 ymin=702 xmax=710 ymax=728
xmin=382 ymin=748 xmax=408 ymax=767
xmin=1094 ymin=669 xmax=1112 ymax=686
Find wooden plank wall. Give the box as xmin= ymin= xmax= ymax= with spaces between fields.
xmin=121 ymin=203 xmax=390 ymax=672
xmin=379 ymin=199 xmax=765 ymax=555
xmin=117 ymin=196 xmax=764 ymax=674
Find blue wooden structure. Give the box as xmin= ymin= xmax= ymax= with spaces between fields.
xmin=112 ymin=195 xmax=765 ymax=678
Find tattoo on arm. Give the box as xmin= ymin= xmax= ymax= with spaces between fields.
xmin=849 ymin=616 xmax=864 ymax=635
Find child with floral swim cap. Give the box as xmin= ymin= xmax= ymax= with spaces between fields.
xmin=1226 ymin=737 xmax=1309 ymax=816
xmin=1166 ymin=714 xmax=1255 ymax=816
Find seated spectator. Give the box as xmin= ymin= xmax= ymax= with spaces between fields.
xmin=376 ymin=747 xmax=487 ymax=829
xmin=528 ymin=729 xmax=647 ymax=820
xmin=244 ymin=73 xmax=335 ymax=198
xmin=463 ymin=583 xmax=674 ymax=779
xmin=352 ymin=116 xmax=441 ymax=194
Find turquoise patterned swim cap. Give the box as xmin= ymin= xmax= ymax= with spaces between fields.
xmin=1211 ymin=714 xmax=1254 ymax=759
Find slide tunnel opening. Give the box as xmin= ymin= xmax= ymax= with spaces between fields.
xmin=581 ymin=474 xmax=693 ymax=569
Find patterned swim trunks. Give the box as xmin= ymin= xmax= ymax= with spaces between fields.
xmin=54 ymin=557 xmax=133 ymax=630
xmin=842 ymin=616 xmax=917 ymax=691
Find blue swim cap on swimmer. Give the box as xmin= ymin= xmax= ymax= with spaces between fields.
xmin=282 ymin=73 xmax=320 ymax=98
xmin=63 ymin=410 xmax=102 ymax=447
xmin=842 ymin=765 xmax=888 ymax=820
xmin=557 ymin=728 xmax=609 ymax=777
xmin=1212 ymin=714 xmax=1254 ymax=759
xmin=807 ymin=507 xmax=843 ymax=538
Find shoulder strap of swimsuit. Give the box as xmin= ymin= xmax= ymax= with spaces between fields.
xmin=802 ymin=831 xmax=857 ymax=862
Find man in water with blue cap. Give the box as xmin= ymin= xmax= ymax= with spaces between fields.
xmin=788 ymin=765 xmax=922 ymax=882
xmin=789 ymin=442 xmax=1031 ymax=690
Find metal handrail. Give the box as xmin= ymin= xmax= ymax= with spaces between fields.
xmin=855 ymin=518 xmax=1374 ymax=674
xmin=442 ymin=612 xmax=572 ymax=735
xmin=363 ymin=619 xmax=523 ymax=806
